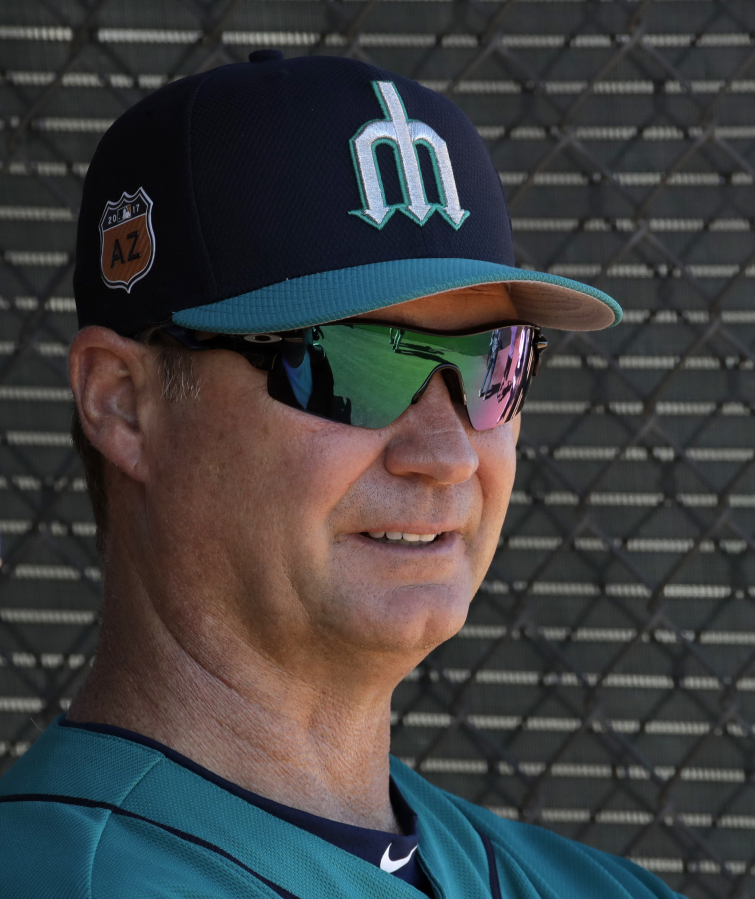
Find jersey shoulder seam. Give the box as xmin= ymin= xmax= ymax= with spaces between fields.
xmin=88 ymin=754 xmax=164 ymax=899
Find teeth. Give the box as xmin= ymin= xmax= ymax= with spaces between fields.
xmin=366 ymin=531 xmax=440 ymax=545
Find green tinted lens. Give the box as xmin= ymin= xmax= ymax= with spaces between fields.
xmin=269 ymin=322 xmax=534 ymax=430
xmin=269 ymin=324 xmax=424 ymax=427
xmin=321 ymin=324 xmax=435 ymax=427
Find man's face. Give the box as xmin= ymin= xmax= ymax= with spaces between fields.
xmin=142 ymin=286 xmax=521 ymax=679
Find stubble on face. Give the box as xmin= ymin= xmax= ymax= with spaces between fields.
xmin=142 ymin=286 xmax=522 ymax=680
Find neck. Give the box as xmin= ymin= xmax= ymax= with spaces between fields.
xmin=67 ymin=543 xmax=402 ymax=833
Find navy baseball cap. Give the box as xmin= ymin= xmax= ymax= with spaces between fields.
xmin=74 ymin=51 xmax=622 ymax=336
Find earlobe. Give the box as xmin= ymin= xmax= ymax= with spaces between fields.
xmin=69 ymin=327 xmax=154 ymax=483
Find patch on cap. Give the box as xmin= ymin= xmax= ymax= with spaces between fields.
xmin=350 ymin=81 xmax=469 ymax=231
xmin=99 ymin=187 xmax=155 ymax=292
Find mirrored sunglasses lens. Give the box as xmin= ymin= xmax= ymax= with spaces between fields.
xmin=269 ymin=325 xmax=419 ymax=428
xmin=463 ymin=326 xmax=534 ymax=430
xmin=268 ymin=323 xmax=535 ymax=431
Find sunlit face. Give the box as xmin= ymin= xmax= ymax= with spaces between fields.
xmin=138 ymin=285 xmax=522 ymax=678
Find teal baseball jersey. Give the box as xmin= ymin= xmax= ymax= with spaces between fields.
xmin=0 ymin=716 xmax=682 ymax=899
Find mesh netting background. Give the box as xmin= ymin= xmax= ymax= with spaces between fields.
xmin=1 ymin=2 xmax=754 ymax=898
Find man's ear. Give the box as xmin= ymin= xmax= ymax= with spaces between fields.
xmin=69 ymin=326 xmax=158 ymax=484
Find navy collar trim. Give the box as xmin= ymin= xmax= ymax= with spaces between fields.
xmin=58 ymin=716 xmax=431 ymax=892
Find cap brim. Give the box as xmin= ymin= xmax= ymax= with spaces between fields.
xmin=172 ymin=258 xmax=621 ymax=334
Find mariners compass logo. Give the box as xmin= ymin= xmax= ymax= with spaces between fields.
xmin=99 ymin=187 xmax=155 ymax=291
xmin=350 ymin=81 xmax=469 ymax=230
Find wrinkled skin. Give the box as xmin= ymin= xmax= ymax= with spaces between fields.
xmin=67 ymin=284 xmax=522 ymax=832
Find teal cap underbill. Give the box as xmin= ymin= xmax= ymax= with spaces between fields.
xmin=172 ymin=258 xmax=623 ymax=334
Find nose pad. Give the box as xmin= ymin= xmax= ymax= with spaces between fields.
xmin=410 ymin=364 xmax=467 ymax=405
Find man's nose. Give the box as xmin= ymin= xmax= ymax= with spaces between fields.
xmin=383 ymin=371 xmax=479 ymax=484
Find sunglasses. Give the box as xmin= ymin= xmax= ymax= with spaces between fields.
xmin=161 ymin=320 xmax=547 ymax=431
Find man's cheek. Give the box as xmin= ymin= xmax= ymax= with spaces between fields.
xmin=280 ymin=433 xmax=380 ymax=514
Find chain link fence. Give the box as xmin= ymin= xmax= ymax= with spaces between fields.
xmin=1 ymin=2 xmax=754 ymax=898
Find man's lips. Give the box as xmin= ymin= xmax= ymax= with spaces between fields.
xmin=352 ymin=530 xmax=461 ymax=551
xmin=354 ymin=520 xmax=463 ymax=539
xmin=365 ymin=531 xmax=439 ymax=545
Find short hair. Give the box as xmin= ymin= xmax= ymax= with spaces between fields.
xmin=70 ymin=327 xmax=201 ymax=560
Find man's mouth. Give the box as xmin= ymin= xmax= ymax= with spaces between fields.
xmin=362 ymin=531 xmax=441 ymax=546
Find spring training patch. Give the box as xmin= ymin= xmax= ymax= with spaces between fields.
xmin=99 ymin=187 xmax=155 ymax=292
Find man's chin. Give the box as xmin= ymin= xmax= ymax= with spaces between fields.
xmin=323 ymin=582 xmax=473 ymax=656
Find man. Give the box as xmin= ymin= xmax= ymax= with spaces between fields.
xmin=0 ymin=52 xmax=671 ymax=899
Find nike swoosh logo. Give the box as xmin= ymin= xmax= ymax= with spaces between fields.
xmin=380 ymin=843 xmax=418 ymax=874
